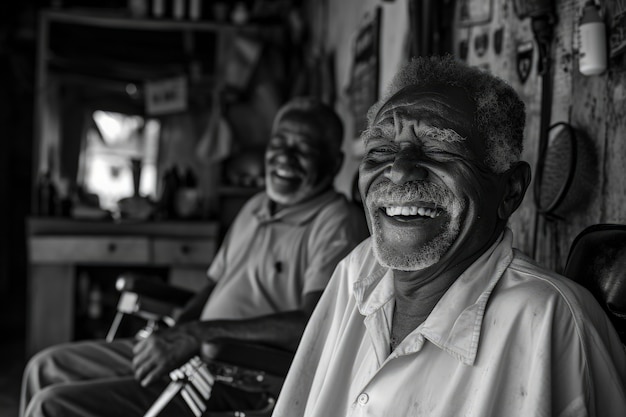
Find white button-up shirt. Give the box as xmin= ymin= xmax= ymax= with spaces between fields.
xmin=273 ymin=230 xmax=626 ymax=417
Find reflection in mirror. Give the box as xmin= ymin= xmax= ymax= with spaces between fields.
xmin=77 ymin=110 xmax=160 ymax=213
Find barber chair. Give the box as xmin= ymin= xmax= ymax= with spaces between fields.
xmin=108 ymin=273 xmax=294 ymax=417
xmin=106 ymin=274 xmax=192 ymax=342
xmin=563 ymin=224 xmax=626 ymax=345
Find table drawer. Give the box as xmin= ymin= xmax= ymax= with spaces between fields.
xmin=29 ymin=236 xmax=150 ymax=264
xmin=153 ymin=238 xmax=217 ymax=266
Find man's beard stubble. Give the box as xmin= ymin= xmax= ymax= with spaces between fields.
xmin=365 ymin=180 xmax=465 ymax=271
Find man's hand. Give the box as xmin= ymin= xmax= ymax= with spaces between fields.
xmin=132 ymin=325 xmax=200 ymax=387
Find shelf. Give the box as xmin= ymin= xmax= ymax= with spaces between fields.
xmin=42 ymin=8 xmax=274 ymax=34
xmin=27 ymin=217 xmax=220 ymax=238
xmin=37 ymin=7 xmax=284 ymax=103
xmin=32 ymin=7 xmax=284 ymax=233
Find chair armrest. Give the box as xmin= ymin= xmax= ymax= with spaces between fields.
xmin=201 ymin=339 xmax=294 ymax=398
xmin=203 ymin=340 xmax=294 ymax=377
xmin=115 ymin=273 xmax=195 ymax=307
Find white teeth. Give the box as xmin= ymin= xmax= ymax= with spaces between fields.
xmin=384 ymin=206 xmax=441 ymax=218
xmin=275 ymin=167 xmax=297 ymax=178
xmin=385 ymin=207 xmax=400 ymax=216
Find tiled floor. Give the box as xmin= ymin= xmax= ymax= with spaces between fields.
xmin=0 ymin=338 xmax=25 ymax=417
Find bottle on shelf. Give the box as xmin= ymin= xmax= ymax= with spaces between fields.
xmin=151 ymin=0 xmax=166 ymax=18
xmin=188 ymin=0 xmax=201 ymax=21
xmin=579 ymin=1 xmax=607 ymax=76
xmin=172 ymin=0 xmax=185 ymax=20
xmin=37 ymin=171 xmax=58 ymax=217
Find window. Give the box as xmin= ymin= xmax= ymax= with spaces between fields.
xmin=77 ymin=110 xmax=160 ymax=213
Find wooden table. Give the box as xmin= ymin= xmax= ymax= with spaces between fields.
xmin=26 ymin=217 xmax=219 ymax=357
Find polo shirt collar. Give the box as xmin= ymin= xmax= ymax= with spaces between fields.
xmin=354 ymin=229 xmax=514 ymax=366
xmin=253 ymin=188 xmax=339 ymax=225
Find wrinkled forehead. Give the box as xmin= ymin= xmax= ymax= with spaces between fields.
xmin=373 ymin=85 xmax=476 ymax=139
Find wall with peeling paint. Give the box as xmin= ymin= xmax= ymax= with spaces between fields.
xmin=453 ymin=0 xmax=542 ymax=262
xmin=455 ymin=0 xmax=626 ymax=272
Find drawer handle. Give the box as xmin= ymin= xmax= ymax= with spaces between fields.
xmin=180 ymin=244 xmax=191 ymax=254
xmin=108 ymin=243 xmax=117 ymax=252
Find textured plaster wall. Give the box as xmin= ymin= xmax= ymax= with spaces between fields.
xmin=457 ymin=0 xmax=626 ymax=271
xmin=305 ymin=0 xmax=410 ymax=198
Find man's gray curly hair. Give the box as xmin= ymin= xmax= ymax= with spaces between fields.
xmin=366 ymin=55 xmax=526 ymax=173
xmin=273 ymin=96 xmax=344 ymax=151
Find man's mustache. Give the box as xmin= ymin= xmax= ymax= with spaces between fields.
xmin=365 ymin=180 xmax=454 ymax=209
xmin=267 ymin=159 xmax=305 ymax=176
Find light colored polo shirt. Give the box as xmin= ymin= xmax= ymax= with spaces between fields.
xmin=200 ymin=189 xmax=368 ymax=321
xmin=273 ymin=229 xmax=626 ymax=417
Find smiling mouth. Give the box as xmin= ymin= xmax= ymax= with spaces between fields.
xmin=276 ymin=166 xmax=297 ymax=177
xmin=271 ymin=166 xmax=303 ymax=182
xmin=380 ymin=205 xmax=445 ymax=221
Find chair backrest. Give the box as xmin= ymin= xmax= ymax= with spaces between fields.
xmin=563 ymin=224 xmax=626 ymax=344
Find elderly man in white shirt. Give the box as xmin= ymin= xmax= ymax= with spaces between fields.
xmin=272 ymin=55 xmax=626 ymax=417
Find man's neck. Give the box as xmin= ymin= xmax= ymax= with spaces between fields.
xmin=390 ymin=268 xmax=459 ymax=350
xmin=389 ymin=231 xmax=505 ymax=350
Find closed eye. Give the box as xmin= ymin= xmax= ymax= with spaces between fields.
xmin=363 ymin=145 xmax=397 ymax=165
xmin=426 ymin=148 xmax=456 ymax=156
xmin=422 ymin=141 xmax=466 ymax=158
xmin=371 ymin=146 xmax=395 ymax=154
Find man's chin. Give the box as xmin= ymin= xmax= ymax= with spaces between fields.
xmin=267 ymin=187 xmax=310 ymax=207
xmin=370 ymin=223 xmax=458 ymax=271
xmin=372 ymin=238 xmax=440 ymax=271
xmin=267 ymin=180 xmax=330 ymax=208
xmin=268 ymin=190 xmax=296 ymax=206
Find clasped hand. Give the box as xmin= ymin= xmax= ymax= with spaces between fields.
xmin=132 ymin=325 xmax=200 ymax=387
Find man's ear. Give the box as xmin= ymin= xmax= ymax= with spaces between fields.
xmin=498 ymin=161 xmax=531 ymax=220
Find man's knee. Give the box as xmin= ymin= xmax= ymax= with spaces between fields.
xmin=24 ymin=385 xmax=73 ymax=417
xmin=23 ymin=344 xmax=71 ymax=388
xmin=26 ymin=344 xmax=58 ymax=371
xmin=23 ymin=345 xmax=61 ymax=393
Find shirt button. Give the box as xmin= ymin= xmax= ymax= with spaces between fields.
xmin=357 ymin=393 xmax=369 ymax=405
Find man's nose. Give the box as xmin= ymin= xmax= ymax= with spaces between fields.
xmin=274 ymin=148 xmax=297 ymax=163
xmin=384 ymin=149 xmax=429 ymax=184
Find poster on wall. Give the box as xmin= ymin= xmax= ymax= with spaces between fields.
xmin=145 ymin=76 xmax=188 ymax=116
xmin=347 ymin=7 xmax=381 ymax=140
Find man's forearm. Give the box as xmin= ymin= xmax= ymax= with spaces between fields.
xmin=180 ymin=310 xmax=310 ymax=353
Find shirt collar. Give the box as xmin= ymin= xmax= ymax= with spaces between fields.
xmin=354 ymin=229 xmax=514 ymax=366
xmin=253 ymin=188 xmax=340 ymax=225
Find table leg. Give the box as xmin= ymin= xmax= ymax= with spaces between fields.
xmin=26 ymin=264 xmax=74 ymax=357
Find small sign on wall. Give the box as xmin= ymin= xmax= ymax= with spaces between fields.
xmin=610 ymin=2 xmax=626 ymax=59
xmin=145 ymin=76 xmax=188 ymax=116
